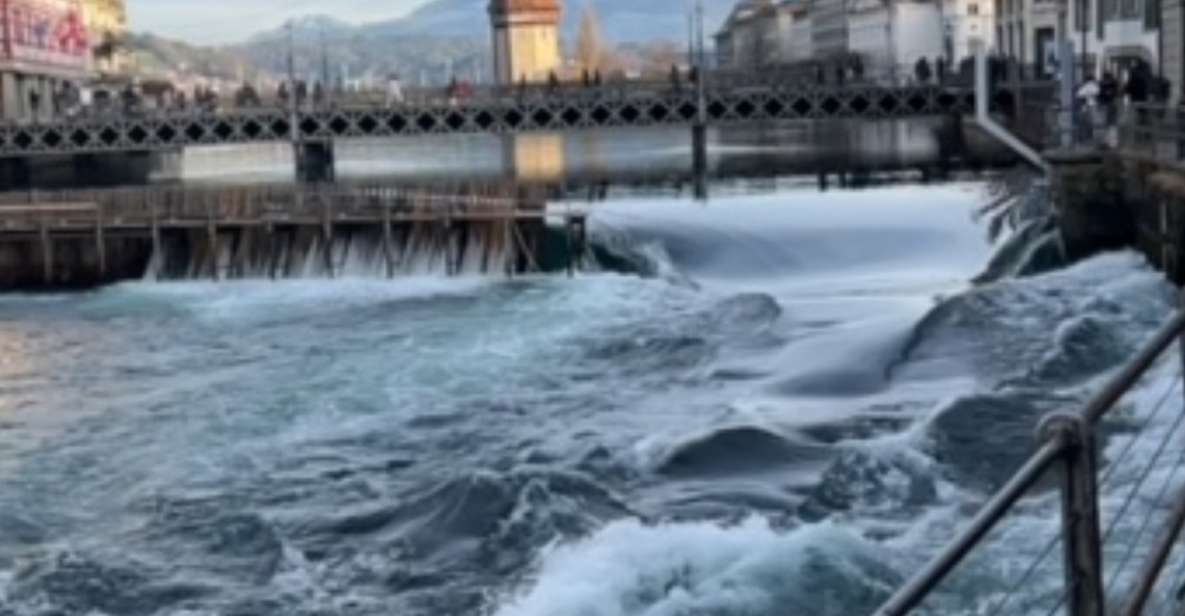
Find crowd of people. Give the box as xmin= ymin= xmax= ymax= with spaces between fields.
xmin=1074 ymin=60 xmax=1167 ymax=142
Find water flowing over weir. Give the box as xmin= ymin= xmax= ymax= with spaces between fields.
xmin=0 ymin=183 xmax=591 ymax=288
xmin=3 ymin=179 xmax=1184 ymax=616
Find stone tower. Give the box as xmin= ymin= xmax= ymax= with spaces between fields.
xmin=489 ymin=0 xmax=562 ymax=85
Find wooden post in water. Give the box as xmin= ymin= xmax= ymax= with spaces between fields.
xmin=39 ymin=213 xmax=51 ymax=285
xmin=206 ymin=200 xmax=218 ymax=281
xmin=95 ymin=204 xmax=106 ymax=279
xmin=444 ymin=218 xmax=455 ymax=276
xmin=565 ymin=215 xmax=575 ymax=278
xmin=321 ymin=193 xmax=335 ymax=279
xmin=149 ymin=199 xmax=162 ymax=279
xmin=382 ymin=203 xmax=395 ymax=278
xmin=504 ymin=217 xmax=515 ymax=278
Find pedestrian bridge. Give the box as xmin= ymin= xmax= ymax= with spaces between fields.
xmin=0 ymin=81 xmax=991 ymax=158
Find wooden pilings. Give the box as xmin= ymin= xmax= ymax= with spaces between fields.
xmin=0 ymin=182 xmax=590 ymax=288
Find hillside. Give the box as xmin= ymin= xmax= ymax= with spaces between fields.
xmin=122 ymin=0 xmax=735 ymax=88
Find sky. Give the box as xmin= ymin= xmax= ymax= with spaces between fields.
xmin=126 ymin=0 xmax=433 ymax=44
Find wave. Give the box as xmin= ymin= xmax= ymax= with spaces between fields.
xmin=894 ymin=252 xmax=1175 ymax=386
xmin=654 ymin=425 xmax=822 ymax=478
xmin=490 ymin=517 xmax=900 ymax=616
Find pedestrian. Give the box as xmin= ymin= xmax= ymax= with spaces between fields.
xmin=1099 ymin=72 xmax=1119 ymax=125
xmin=582 ymin=68 xmax=591 ymax=87
xmin=670 ymin=64 xmax=682 ymax=91
xmin=547 ymin=71 xmax=559 ymax=93
xmin=295 ymin=80 xmax=308 ymax=109
xmin=312 ymin=81 xmax=325 ymax=108
xmin=1124 ymin=62 xmax=1151 ymax=138
xmin=914 ymin=57 xmax=932 ymax=84
xmin=28 ymin=88 xmax=41 ymax=122
xmin=936 ymin=56 xmax=947 ymax=84
xmin=385 ymin=73 xmax=404 ymax=106
xmin=446 ymin=76 xmax=459 ymax=105
xmin=277 ymin=81 xmax=289 ymax=107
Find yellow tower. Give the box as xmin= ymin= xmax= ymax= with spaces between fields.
xmin=489 ymin=0 xmax=562 ymax=84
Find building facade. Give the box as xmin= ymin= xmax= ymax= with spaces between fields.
xmin=715 ymin=0 xmax=813 ymax=69
xmin=848 ymin=0 xmax=946 ymax=75
xmin=81 ymin=0 xmax=126 ymax=75
xmin=489 ymin=0 xmax=562 ymax=84
xmin=0 ymin=0 xmax=92 ymax=121
xmin=943 ymin=0 xmax=995 ymax=64
xmin=996 ymin=0 xmax=1159 ymax=78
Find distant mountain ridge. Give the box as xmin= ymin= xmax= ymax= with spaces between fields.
xmin=126 ymin=1 xmax=736 ymax=88
xmin=263 ymin=0 xmax=737 ymax=46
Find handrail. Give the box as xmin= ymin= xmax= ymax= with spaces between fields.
xmin=1083 ymin=311 xmax=1185 ymax=424
xmin=875 ymin=436 xmax=1069 ymax=615
xmin=875 ymin=304 xmax=1185 ymax=615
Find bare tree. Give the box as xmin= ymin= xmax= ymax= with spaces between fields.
xmin=575 ymin=4 xmax=604 ymax=72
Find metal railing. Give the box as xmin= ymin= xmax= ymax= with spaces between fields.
xmin=1118 ymin=104 xmax=1185 ymax=165
xmin=877 ymin=304 xmax=1185 ymax=615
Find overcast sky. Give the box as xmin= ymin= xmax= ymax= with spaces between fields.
xmin=126 ymin=0 xmax=433 ymax=44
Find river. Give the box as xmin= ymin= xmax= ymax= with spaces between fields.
xmin=0 ymin=121 xmax=1182 ymax=615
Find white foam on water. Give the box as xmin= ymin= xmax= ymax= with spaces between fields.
xmin=492 ymin=517 xmax=893 ymax=616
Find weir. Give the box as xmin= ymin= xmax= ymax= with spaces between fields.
xmin=0 ymin=183 xmax=588 ymax=289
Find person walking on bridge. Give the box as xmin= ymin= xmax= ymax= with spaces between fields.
xmin=385 ymin=74 xmax=405 ymax=107
xmin=915 ymin=57 xmax=933 ymax=85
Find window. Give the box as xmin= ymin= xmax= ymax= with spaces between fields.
xmin=1075 ymin=0 xmax=1091 ymax=31
xmin=1145 ymin=0 xmax=1159 ymax=29
xmin=969 ymin=2 xmax=980 ymax=14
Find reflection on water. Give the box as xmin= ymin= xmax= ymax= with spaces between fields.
xmin=178 ymin=118 xmax=1012 ymax=187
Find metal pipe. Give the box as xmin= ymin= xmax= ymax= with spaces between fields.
xmin=875 ymin=436 xmax=1067 ymax=616
xmin=1121 ymin=488 xmax=1185 ymax=616
xmin=1083 ymin=310 xmax=1185 ymax=424
xmin=973 ymin=44 xmax=1051 ymax=175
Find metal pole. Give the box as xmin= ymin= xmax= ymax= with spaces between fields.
xmin=1120 ymin=489 xmax=1185 ymax=616
xmin=1061 ymin=38 xmax=1080 ymax=146
xmin=1039 ymin=412 xmax=1105 ymax=616
xmin=286 ymin=22 xmax=299 ymax=144
xmin=875 ymin=437 xmax=1068 ymax=616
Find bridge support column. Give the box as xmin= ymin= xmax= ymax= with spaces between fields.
xmin=692 ymin=123 xmax=708 ymax=200
xmin=295 ymin=140 xmax=336 ymax=184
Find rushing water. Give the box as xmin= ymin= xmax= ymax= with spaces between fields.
xmin=1 ymin=175 xmax=1182 ymax=616
xmin=3 ymin=115 xmax=1185 ymax=615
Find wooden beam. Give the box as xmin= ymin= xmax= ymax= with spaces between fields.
xmin=39 ymin=215 xmax=51 ymax=285
xmin=95 ymin=205 xmax=106 ymax=278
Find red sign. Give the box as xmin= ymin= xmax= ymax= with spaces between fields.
xmin=0 ymin=0 xmax=90 ymax=73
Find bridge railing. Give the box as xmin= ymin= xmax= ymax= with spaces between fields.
xmin=876 ymin=303 xmax=1185 ymax=615
xmin=1118 ymin=104 xmax=1185 ymax=164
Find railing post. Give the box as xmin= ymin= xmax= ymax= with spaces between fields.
xmin=1039 ymin=412 xmax=1105 ymax=616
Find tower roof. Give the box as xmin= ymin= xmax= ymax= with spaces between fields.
xmin=488 ymin=0 xmax=561 ymax=17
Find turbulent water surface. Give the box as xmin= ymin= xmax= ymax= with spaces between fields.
xmin=0 ymin=179 xmax=1181 ymax=616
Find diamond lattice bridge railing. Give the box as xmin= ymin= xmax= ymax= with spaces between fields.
xmin=0 ymin=84 xmax=979 ymax=157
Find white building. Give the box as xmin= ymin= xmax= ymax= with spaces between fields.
xmin=943 ymin=0 xmax=996 ymax=64
xmin=715 ymin=0 xmax=813 ymax=68
xmin=996 ymin=0 xmax=1159 ymax=79
xmin=847 ymin=0 xmax=946 ymax=77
